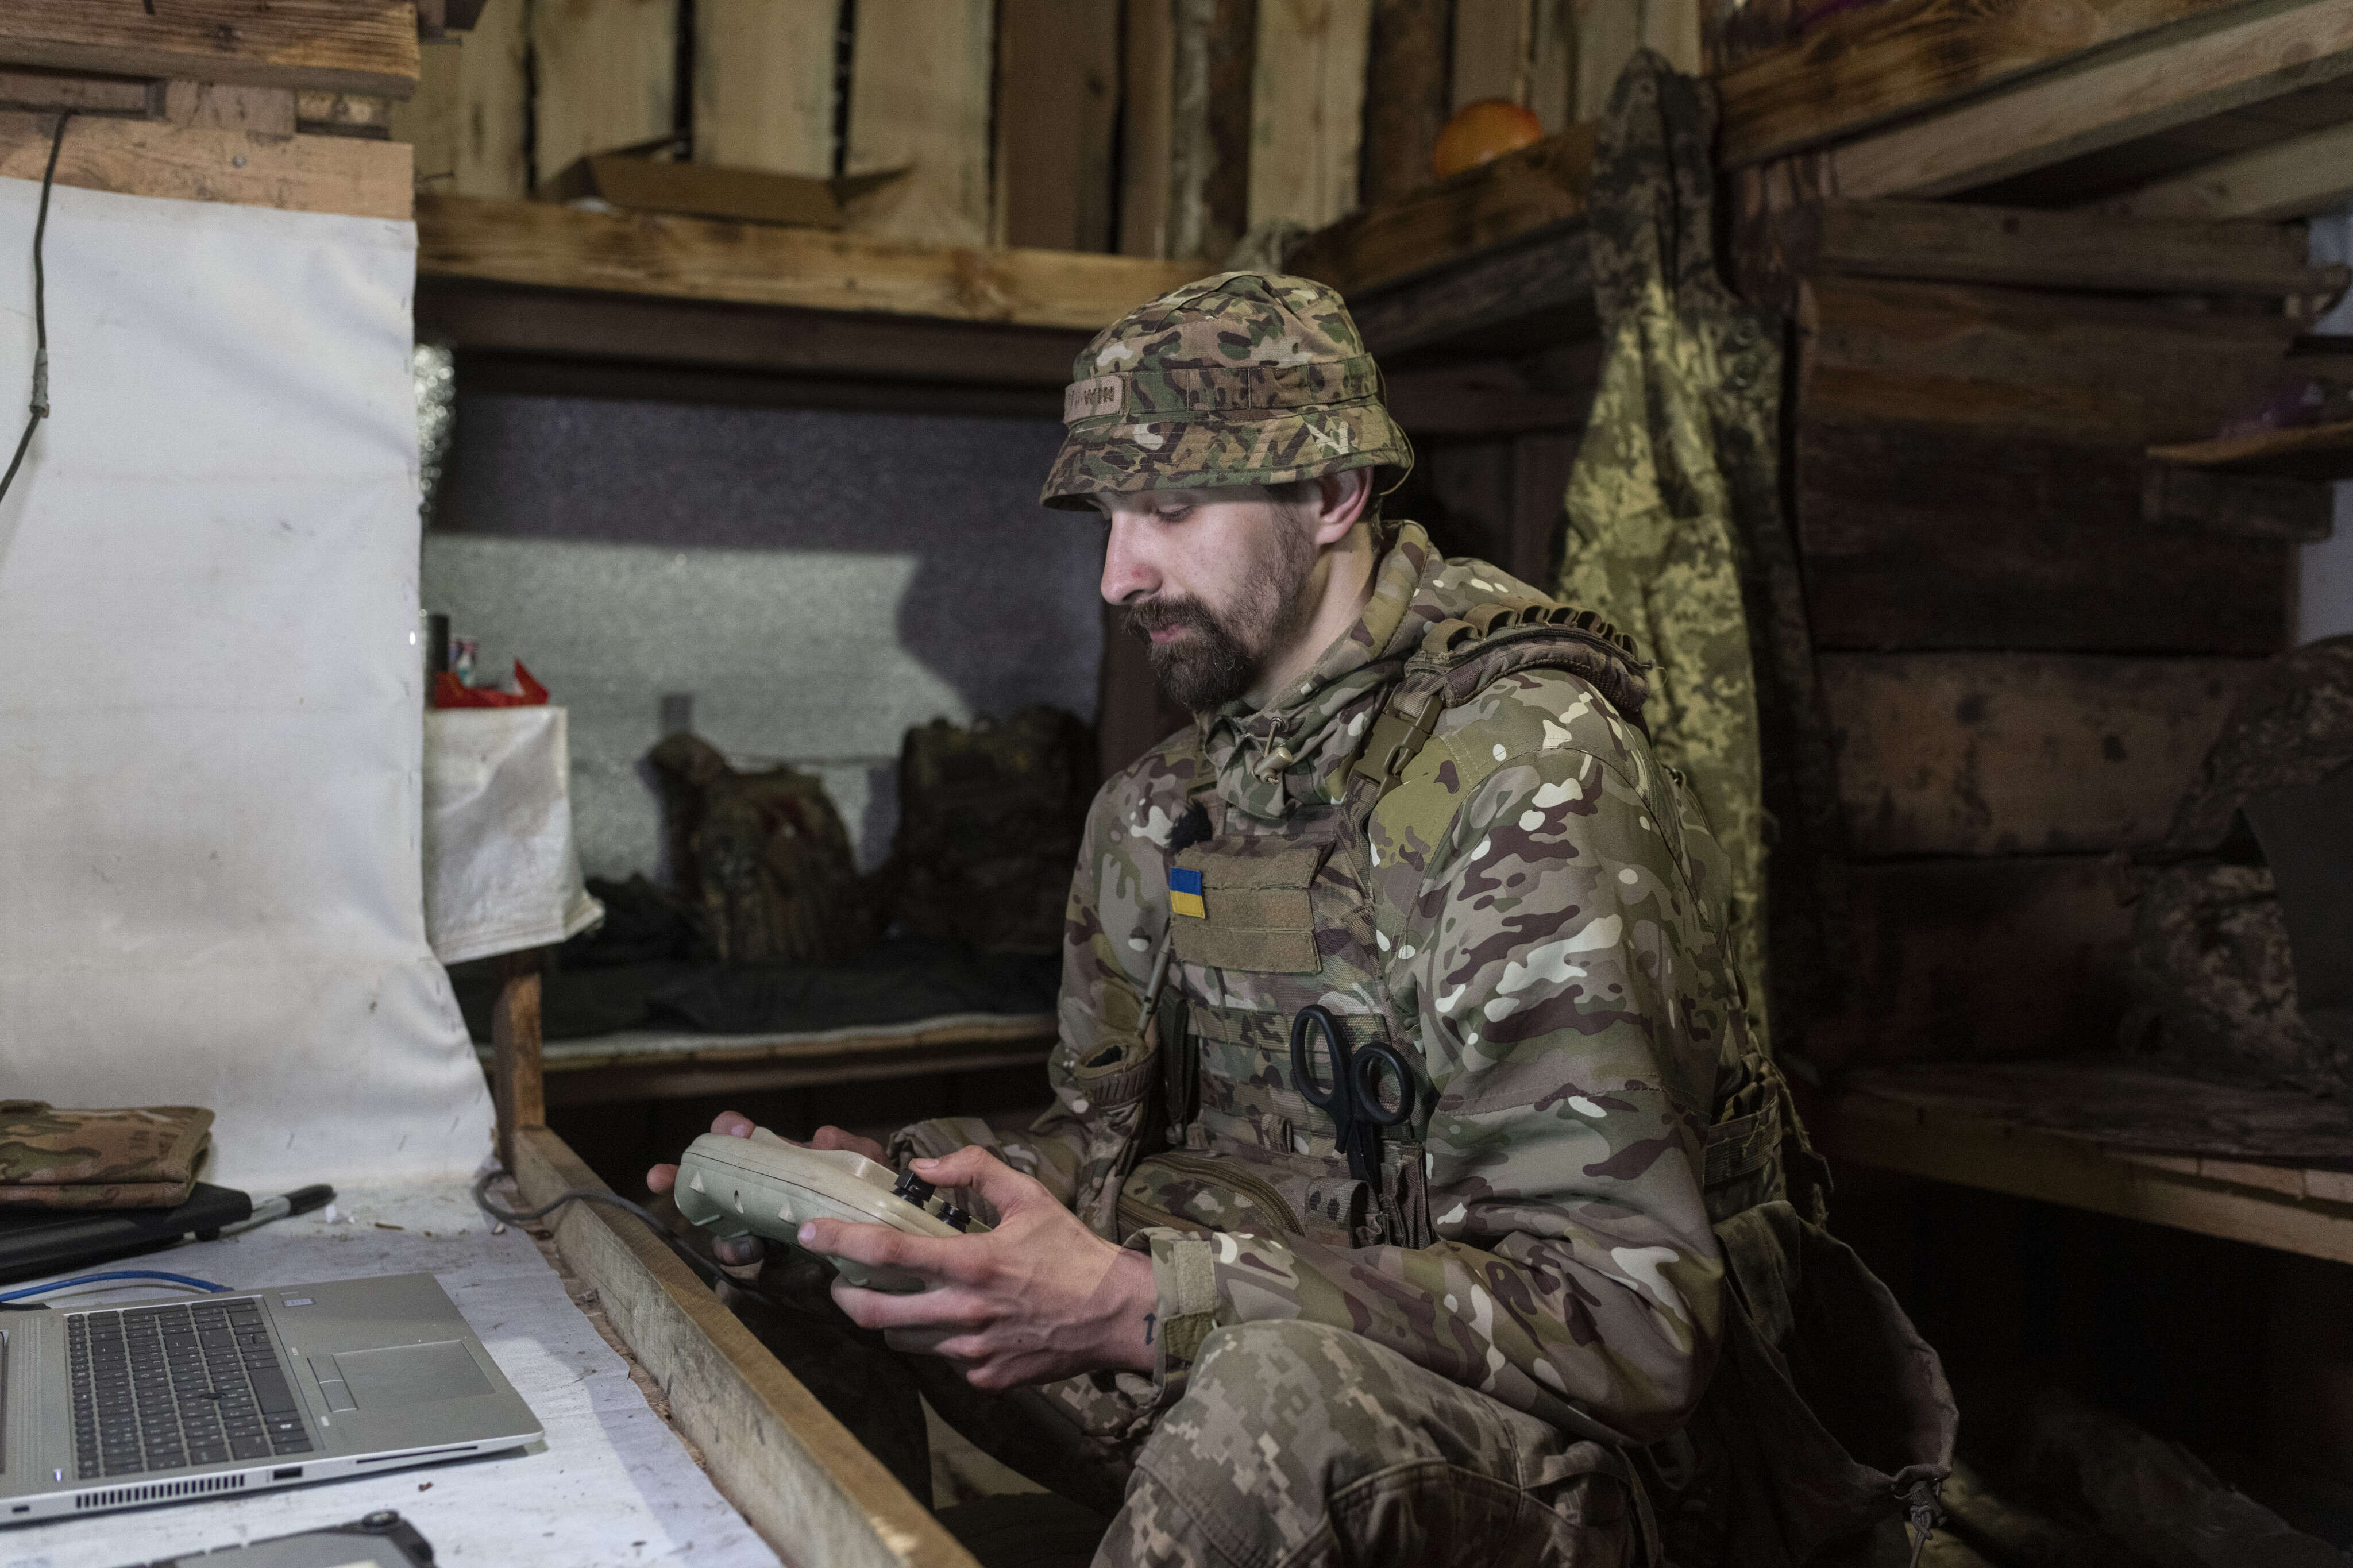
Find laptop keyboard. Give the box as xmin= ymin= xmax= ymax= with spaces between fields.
xmin=65 ymin=1299 xmax=313 ymax=1480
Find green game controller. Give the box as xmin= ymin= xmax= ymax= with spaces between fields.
xmin=672 ymin=1127 xmax=989 ymax=1293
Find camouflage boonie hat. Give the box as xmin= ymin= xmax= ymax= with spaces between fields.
xmin=1041 ymin=271 xmax=1414 ymax=510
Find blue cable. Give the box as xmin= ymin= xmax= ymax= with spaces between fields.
xmin=0 ymin=1269 xmax=230 ymax=1304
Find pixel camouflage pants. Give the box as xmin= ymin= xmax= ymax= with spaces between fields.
xmin=920 ymin=1319 xmax=1638 ymax=1568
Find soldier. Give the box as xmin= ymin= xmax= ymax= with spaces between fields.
xmin=650 ymin=272 xmax=1943 ymax=1566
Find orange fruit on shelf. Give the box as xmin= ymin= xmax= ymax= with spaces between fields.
xmin=1432 ymin=98 xmax=1545 ymax=179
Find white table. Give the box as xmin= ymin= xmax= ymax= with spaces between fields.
xmin=0 ymin=1181 xmax=781 ymax=1568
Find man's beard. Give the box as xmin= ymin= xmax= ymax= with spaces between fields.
xmin=1125 ymin=518 xmax=1318 ymax=713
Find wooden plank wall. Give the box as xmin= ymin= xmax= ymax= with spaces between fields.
xmin=693 ymin=0 xmax=836 ymax=178
xmin=390 ymin=0 xmax=1698 ymax=256
xmin=1787 ymin=232 xmax=2313 ymax=1071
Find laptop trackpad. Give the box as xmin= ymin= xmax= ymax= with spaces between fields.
xmin=333 ymin=1341 xmax=492 ymax=1408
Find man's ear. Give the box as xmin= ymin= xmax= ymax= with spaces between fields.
xmin=1310 ymin=468 xmax=1374 ymax=546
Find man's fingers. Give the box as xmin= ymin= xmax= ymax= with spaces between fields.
xmin=713 ymin=1235 xmax=765 ymax=1267
xmin=711 ymin=1110 xmax=755 ymax=1137
xmin=800 ymin=1218 xmax=979 ymax=1284
xmin=645 ymin=1162 xmax=678 ymax=1195
xmin=809 ymin=1125 xmax=888 ymax=1162
xmin=913 ymin=1146 xmax=1040 ymax=1216
xmin=829 ymin=1280 xmax=987 ymax=1333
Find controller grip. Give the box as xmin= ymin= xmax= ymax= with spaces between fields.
xmin=672 ymin=1136 xmax=934 ymax=1293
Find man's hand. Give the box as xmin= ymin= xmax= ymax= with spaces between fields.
xmin=807 ymin=1146 xmax=1158 ymax=1390
xmin=646 ymin=1111 xmax=886 ymax=1266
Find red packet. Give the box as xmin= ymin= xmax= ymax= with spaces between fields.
xmin=433 ymin=659 xmax=549 ymax=709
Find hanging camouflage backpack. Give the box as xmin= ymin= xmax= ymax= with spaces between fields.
xmin=2118 ymin=635 xmax=2353 ymax=1096
xmin=645 ymin=732 xmax=875 ymax=965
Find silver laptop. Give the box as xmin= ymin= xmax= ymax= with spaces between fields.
xmin=1 ymin=1273 xmax=540 ymax=1524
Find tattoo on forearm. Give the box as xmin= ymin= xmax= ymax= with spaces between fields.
xmin=1144 ymin=1311 xmax=1156 ymax=1345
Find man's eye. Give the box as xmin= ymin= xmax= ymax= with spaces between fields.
xmin=1155 ymin=506 xmax=1191 ymax=523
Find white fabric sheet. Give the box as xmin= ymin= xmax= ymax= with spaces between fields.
xmin=0 ymin=1183 xmax=780 ymax=1567
xmin=423 ymin=706 xmax=603 ymax=964
xmin=0 ymin=177 xmax=491 ymax=1186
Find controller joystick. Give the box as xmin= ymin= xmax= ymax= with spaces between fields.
xmin=670 ymin=1127 xmax=990 ymax=1293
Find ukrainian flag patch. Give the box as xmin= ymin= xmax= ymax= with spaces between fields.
xmin=1167 ymin=867 xmax=1206 ymax=920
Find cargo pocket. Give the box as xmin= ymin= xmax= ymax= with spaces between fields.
xmin=1117 ymin=1150 xmax=1307 ymax=1242
xmin=1168 ymin=841 xmax=1328 ymax=974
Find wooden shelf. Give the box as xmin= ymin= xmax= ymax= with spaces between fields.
xmin=2149 ymin=419 xmax=2353 ymax=481
xmin=416 ymin=194 xmax=1200 ymax=333
xmin=1288 ymin=123 xmax=1594 ymax=298
xmin=1823 ymin=1061 xmax=2353 ymax=1264
xmin=1286 ymin=125 xmax=1598 ymax=367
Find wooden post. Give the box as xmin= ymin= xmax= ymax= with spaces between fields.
xmin=692 ymin=0 xmax=836 ymax=176
xmin=529 ymin=0 xmax=679 ymax=191
xmin=1248 ymin=0 xmax=1371 ymax=233
xmin=392 ymin=0 xmax=529 ymax=198
xmin=1360 ymin=0 xmax=1449 ymax=206
xmin=1119 ymin=0 xmax=1177 ymax=256
xmin=491 ymin=947 xmax=546 ymax=1168
xmin=845 ymin=0 xmax=995 ymax=245
xmin=994 ymin=0 xmax=1122 ymax=250
xmin=1451 ymin=0 xmax=1531 ymax=111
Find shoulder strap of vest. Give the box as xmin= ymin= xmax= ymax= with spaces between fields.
xmin=1345 ymin=598 xmax=1651 ymax=808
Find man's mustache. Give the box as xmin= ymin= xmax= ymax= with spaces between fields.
xmin=1124 ymin=597 xmax=1221 ymax=641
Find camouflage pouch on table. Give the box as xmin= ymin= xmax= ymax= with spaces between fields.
xmin=0 ymin=1100 xmax=215 ymax=1208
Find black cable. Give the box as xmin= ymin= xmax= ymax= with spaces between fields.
xmin=0 ymin=110 xmax=67 ymax=508
xmin=470 ymin=1167 xmax=832 ymax=1323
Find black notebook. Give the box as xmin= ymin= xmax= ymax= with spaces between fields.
xmin=0 ymin=1183 xmax=253 ymax=1285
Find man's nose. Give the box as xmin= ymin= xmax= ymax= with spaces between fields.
xmin=1100 ymin=517 xmax=1157 ymax=606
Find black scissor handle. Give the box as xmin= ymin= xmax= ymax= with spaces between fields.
xmin=1350 ymin=1042 xmax=1415 ymax=1128
xmin=1288 ymin=1004 xmax=1350 ymax=1113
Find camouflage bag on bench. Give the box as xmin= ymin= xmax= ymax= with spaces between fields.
xmin=882 ymin=706 xmax=1093 ymax=956
xmin=2118 ymin=636 xmax=2353 ymax=1096
xmin=646 ymin=732 xmax=876 ymax=965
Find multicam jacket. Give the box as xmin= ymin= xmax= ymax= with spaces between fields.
xmin=898 ymin=523 xmax=1773 ymax=1448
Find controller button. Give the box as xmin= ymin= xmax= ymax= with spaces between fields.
xmin=893 ymin=1171 xmax=936 ymax=1206
xmin=939 ymin=1206 xmax=971 ymax=1233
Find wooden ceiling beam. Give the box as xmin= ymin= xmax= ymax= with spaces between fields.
xmin=1824 ymin=0 xmax=2353 ymax=199
xmin=0 ymin=1 xmax=420 ymax=99
xmin=1717 ymin=0 xmax=2245 ymax=169
xmin=2100 ymin=117 xmax=2353 ymax=217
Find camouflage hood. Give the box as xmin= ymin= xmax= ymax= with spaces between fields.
xmin=1042 ymin=271 xmax=1414 ymax=509
xmin=1198 ymin=522 xmax=1621 ymax=822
